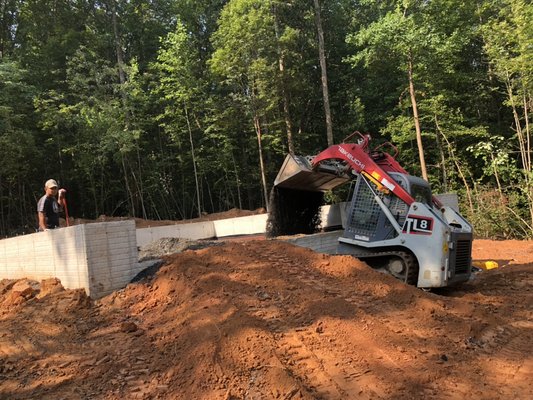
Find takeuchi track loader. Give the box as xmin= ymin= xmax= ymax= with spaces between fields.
xmin=267 ymin=132 xmax=473 ymax=288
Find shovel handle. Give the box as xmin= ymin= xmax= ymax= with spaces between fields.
xmin=59 ymin=190 xmax=70 ymax=227
xmin=64 ymin=199 xmax=70 ymax=227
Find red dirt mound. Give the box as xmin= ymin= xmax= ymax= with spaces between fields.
xmin=0 ymin=239 xmax=531 ymax=399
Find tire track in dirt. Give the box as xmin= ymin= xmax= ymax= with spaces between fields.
xmin=474 ymin=319 xmax=533 ymax=397
xmin=248 ymin=248 xmax=383 ymax=399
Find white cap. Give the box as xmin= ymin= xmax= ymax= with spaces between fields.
xmin=45 ymin=179 xmax=58 ymax=189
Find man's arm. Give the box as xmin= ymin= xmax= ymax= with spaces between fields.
xmin=38 ymin=211 xmax=47 ymax=231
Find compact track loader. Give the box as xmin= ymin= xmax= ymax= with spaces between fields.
xmin=267 ymin=132 xmax=473 ymax=288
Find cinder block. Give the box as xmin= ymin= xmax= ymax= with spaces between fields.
xmin=109 ymin=268 xmax=134 ymax=278
xmin=87 ymin=238 xmax=109 ymax=247
xmin=111 ymin=275 xmax=133 ymax=285
xmin=107 ymin=266 xmax=131 ymax=275
xmin=104 ymin=243 xmax=131 ymax=253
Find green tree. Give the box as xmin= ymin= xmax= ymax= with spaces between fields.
xmin=481 ymin=0 xmax=533 ymax=234
xmin=210 ymin=0 xmax=280 ymax=209
xmin=347 ymin=1 xmax=443 ymax=180
xmin=0 ymin=59 xmax=38 ymax=234
xmin=347 ymin=1 xmax=487 ymax=182
xmin=153 ymin=22 xmax=206 ymax=218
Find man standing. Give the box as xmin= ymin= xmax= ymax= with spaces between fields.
xmin=37 ymin=179 xmax=66 ymax=231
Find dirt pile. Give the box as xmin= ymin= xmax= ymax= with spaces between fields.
xmin=1 ymin=239 xmax=532 ymax=399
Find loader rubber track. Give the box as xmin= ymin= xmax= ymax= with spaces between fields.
xmin=348 ymin=250 xmax=419 ymax=286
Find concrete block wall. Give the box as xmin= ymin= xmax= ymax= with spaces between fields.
xmin=136 ymin=214 xmax=268 ymax=247
xmin=435 ymin=193 xmax=460 ymax=212
xmin=84 ymin=221 xmax=140 ymax=298
xmin=320 ymin=202 xmax=348 ymax=229
xmin=136 ymin=221 xmax=216 ymax=248
xmin=0 ymin=220 xmax=140 ymax=299
xmin=137 ymin=204 xmax=347 ymax=246
xmin=213 ymin=214 xmax=268 ymax=238
xmin=0 ymin=225 xmax=89 ymax=290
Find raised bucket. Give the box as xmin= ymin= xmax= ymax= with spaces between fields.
xmin=274 ymin=154 xmax=348 ymax=192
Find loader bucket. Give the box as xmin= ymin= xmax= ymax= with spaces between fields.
xmin=267 ymin=154 xmax=348 ymax=238
xmin=274 ymin=154 xmax=349 ymax=192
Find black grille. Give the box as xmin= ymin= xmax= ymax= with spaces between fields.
xmin=454 ymin=239 xmax=471 ymax=274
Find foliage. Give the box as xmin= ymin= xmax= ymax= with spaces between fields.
xmin=0 ymin=0 xmax=532 ymax=238
xmin=0 ymin=59 xmax=39 ymax=234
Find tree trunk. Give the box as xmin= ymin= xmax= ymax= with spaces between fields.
xmin=490 ymin=152 xmax=504 ymax=202
xmin=313 ymin=0 xmax=333 ymax=146
xmin=111 ymin=0 xmax=126 ymax=89
xmin=185 ymin=105 xmax=202 ymax=218
xmin=522 ymin=92 xmax=531 ymax=170
xmin=271 ymin=1 xmax=294 ymax=155
xmin=0 ymin=0 xmax=6 ymax=58
xmin=232 ymin=152 xmax=243 ymax=210
xmin=111 ymin=0 xmax=136 ymax=216
xmin=408 ymin=55 xmax=428 ymax=181
xmin=120 ymin=154 xmax=135 ymax=216
xmin=506 ymin=72 xmax=533 ymax=227
xmin=434 ymin=122 xmax=448 ymax=192
xmin=253 ymin=114 xmax=270 ymax=211
xmin=524 ymin=93 xmax=533 ymax=227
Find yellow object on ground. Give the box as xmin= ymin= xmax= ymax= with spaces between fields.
xmin=472 ymin=260 xmax=499 ymax=270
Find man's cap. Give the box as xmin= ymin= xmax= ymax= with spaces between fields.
xmin=45 ymin=179 xmax=58 ymax=189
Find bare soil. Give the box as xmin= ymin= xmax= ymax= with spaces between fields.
xmin=1 ymin=238 xmax=531 ymax=400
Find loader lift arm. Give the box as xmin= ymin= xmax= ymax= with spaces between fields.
xmin=273 ymin=131 xmax=416 ymax=204
xmin=267 ymin=132 xmax=417 ymax=238
xmin=310 ymin=132 xmax=446 ymax=207
xmin=310 ymin=140 xmax=415 ymax=206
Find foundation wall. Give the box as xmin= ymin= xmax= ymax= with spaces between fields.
xmin=0 ymin=204 xmax=348 ymax=298
xmin=136 ymin=221 xmax=217 ymax=248
xmin=136 ymin=204 xmax=346 ymax=247
xmin=0 ymin=225 xmax=88 ymax=290
xmin=212 ymin=214 xmax=269 ymax=238
xmin=84 ymin=221 xmax=140 ymax=298
xmin=0 ymin=221 xmax=139 ymax=299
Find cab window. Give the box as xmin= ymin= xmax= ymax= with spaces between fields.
xmin=410 ymin=184 xmax=432 ymax=205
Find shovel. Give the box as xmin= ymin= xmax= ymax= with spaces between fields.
xmin=59 ymin=189 xmax=70 ymax=227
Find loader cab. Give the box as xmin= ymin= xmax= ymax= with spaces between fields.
xmin=343 ymin=172 xmax=432 ymax=242
xmin=381 ymin=172 xmax=432 ymax=205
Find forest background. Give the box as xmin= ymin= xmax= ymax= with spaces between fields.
xmin=0 ymin=0 xmax=531 ymax=239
